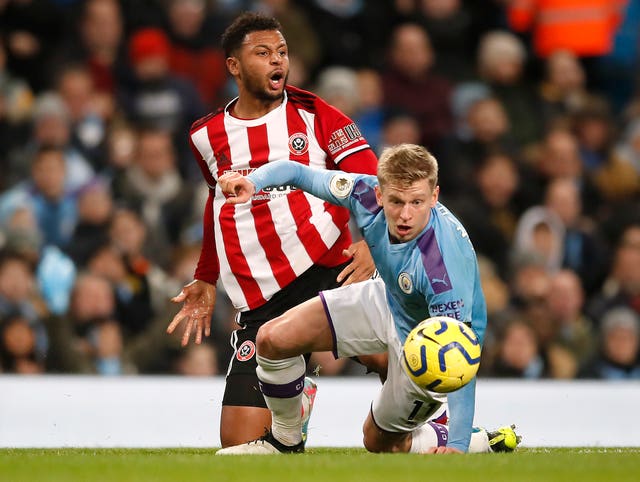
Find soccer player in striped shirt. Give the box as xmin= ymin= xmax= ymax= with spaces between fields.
xmin=166 ymin=12 xmax=386 ymax=448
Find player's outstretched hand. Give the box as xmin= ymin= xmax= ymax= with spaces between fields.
xmin=218 ymin=171 xmax=256 ymax=204
xmin=167 ymin=279 xmax=216 ymax=346
xmin=423 ymin=446 xmax=464 ymax=455
xmin=337 ymin=239 xmax=376 ymax=285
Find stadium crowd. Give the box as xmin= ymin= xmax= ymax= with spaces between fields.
xmin=0 ymin=0 xmax=639 ymax=380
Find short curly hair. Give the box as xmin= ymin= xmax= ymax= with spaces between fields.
xmin=221 ymin=12 xmax=282 ymax=57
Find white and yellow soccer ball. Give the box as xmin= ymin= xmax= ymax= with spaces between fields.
xmin=402 ymin=316 xmax=481 ymax=393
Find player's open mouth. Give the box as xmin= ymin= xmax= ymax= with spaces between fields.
xmin=269 ymin=72 xmax=284 ymax=89
xmin=396 ymin=225 xmax=411 ymax=236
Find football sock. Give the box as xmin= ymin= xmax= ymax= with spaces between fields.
xmin=468 ymin=428 xmax=491 ymax=453
xmin=256 ymin=354 xmax=306 ymax=446
xmin=409 ymin=422 xmax=446 ymax=453
xmin=409 ymin=423 xmax=491 ymax=453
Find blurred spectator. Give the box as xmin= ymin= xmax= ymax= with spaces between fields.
xmin=571 ymin=97 xmax=616 ymax=173
xmin=382 ymin=22 xmax=453 ymax=149
xmin=539 ymin=50 xmax=591 ymax=125
xmin=56 ymin=65 xmax=110 ymax=170
xmin=587 ymin=224 xmax=640 ymax=321
xmin=450 ymin=153 xmax=521 ymax=277
xmin=0 ymin=145 xmax=80 ymax=250
xmin=476 ymin=30 xmax=542 ymax=148
xmin=0 ymin=314 xmax=45 ymax=374
xmin=0 ymin=0 xmax=64 ymax=92
xmin=46 ymin=271 xmax=132 ymax=375
xmin=313 ymin=66 xmax=360 ymax=118
xmin=486 ymin=319 xmax=547 ymax=378
xmin=0 ymin=252 xmax=47 ymax=326
xmin=111 ymin=128 xmax=194 ymax=268
xmin=165 ymin=0 xmax=228 ymax=107
xmin=8 ymin=92 xmax=95 ymax=191
xmin=439 ymin=96 xmax=517 ymax=199
xmin=507 ymin=0 xmax=621 ymax=59
xmin=300 ymin=0 xmax=395 ymax=71
xmin=73 ymin=0 xmax=127 ymax=97
xmin=544 ymin=177 xmax=609 ymax=294
xmin=0 ymin=201 xmax=76 ymax=317
xmin=377 ymin=108 xmax=422 ymax=154
xmin=547 ymin=269 xmax=597 ymax=372
xmin=0 ymin=40 xmax=34 ymax=125
xmin=66 ymin=178 xmax=114 ymax=267
xmin=579 ymin=306 xmax=640 ymax=379
xmin=529 ymin=127 xmax=602 ymax=213
xmin=598 ymin=118 xmax=640 ymax=203
xmin=397 ymin=0 xmax=476 ymax=82
xmin=512 ymin=206 xmax=565 ymax=273
xmin=353 ymin=68 xmax=385 ymax=153
xmin=118 ymin=27 xmax=206 ymax=177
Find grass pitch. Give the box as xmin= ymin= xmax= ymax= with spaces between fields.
xmin=1 ymin=447 xmax=639 ymax=482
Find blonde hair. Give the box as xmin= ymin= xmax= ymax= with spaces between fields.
xmin=377 ymin=143 xmax=438 ymax=190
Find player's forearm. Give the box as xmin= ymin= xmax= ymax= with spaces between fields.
xmin=446 ymin=377 xmax=476 ymax=452
xmin=247 ymin=160 xmax=344 ymax=206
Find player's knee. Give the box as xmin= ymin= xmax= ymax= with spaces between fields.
xmin=256 ymin=322 xmax=280 ymax=357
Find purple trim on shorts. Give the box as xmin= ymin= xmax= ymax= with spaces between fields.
xmin=259 ymin=374 xmax=305 ymax=399
xmin=352 ymin=180 xmax=381 ymax=214
xmin=428 ymin=421 xmax=449 ymax=447
xmin=417 ymin=228 xmax=452 ymax=294
xmin=319 ymin=291 xmax=339 ymax=359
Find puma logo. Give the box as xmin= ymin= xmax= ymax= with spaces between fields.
xmin=431 ymin=273 xmax=449 ymax=287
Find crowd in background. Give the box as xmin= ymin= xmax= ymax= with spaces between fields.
xmin=0 ymin=0 xmax=639 ymax=380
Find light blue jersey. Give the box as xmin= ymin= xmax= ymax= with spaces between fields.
xmin=247 ymin=161 xmax=488 ymax=451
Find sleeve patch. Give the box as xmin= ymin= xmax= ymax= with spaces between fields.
xmin=328 ymin=123 xmax=363 ymax=155
xmin=329 ymin=174 xmax=355 ymax=198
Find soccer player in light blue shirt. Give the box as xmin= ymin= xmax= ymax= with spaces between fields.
xmin=216 ymin=144 xmax=507 ymax=455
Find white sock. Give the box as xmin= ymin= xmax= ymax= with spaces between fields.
xmin=468 ymin=428 xmax=491 ymax=453
xmin=409 ymin=423 xmax=491 ymax=453
xmin=256 ymin=354 xmax=306 ymax=446
xmin=409 ymin=422 xmax=447 ymax=453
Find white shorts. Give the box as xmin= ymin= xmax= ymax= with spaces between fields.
xmin=320 ymin=278 xmax=447 ymax=432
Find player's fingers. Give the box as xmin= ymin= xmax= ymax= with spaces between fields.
xmin=170 ymin=291 xmax=186 ymax=303
xmin=181 ymin=320 xmax=194 ymax=346
xmin=336 ymin=263 xmax=355 ymax=284
xmin=166 ymin=313 xmax=185 ymax=334
xmin=194 ymin=319 xmax=202 ymax=344
xmin=204 ymin=317 xmax=211 ymax=337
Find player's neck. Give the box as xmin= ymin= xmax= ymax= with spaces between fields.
xmin=232 ymin=94 xmax=284 ymax=119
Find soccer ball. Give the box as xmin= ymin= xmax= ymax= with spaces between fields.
xmin=402 ymin=316 xmax=481 ymax=393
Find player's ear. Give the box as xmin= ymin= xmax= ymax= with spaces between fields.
xmin=375 ymin=185 xmax=383 ymax=207
xmin=431 ymin=185 xmax=439 ymax=207
xmin=226 ymin=56 xmax=239 ymax=76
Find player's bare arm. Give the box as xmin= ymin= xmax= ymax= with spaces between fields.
xmin=167 ymin=279 xmax=216 ymax=346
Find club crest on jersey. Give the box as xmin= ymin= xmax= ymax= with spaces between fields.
xmin=236 ymin=340 xmax=256 ymax=362
xmin=329 ymin=174 xmax=354 ymax=198
xmin=398 ymin=272 xmax=413 ymax=294
xmin=288 ymin=133 xmax=309 ymax=155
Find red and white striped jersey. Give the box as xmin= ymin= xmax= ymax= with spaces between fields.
xmin=189 ymin=85 xmax=376 ymax=311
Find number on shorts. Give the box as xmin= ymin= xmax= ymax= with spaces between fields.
xmin=407 ymin=399 xmax=439 ymax=423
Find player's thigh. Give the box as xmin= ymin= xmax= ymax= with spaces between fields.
xmin=257 ymin=295 xmax=334 ymax=357
xmin=321 ymin=278 xmax=391 ymax=358
xmin=371 ymin=339 xmax=445 ymax=433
